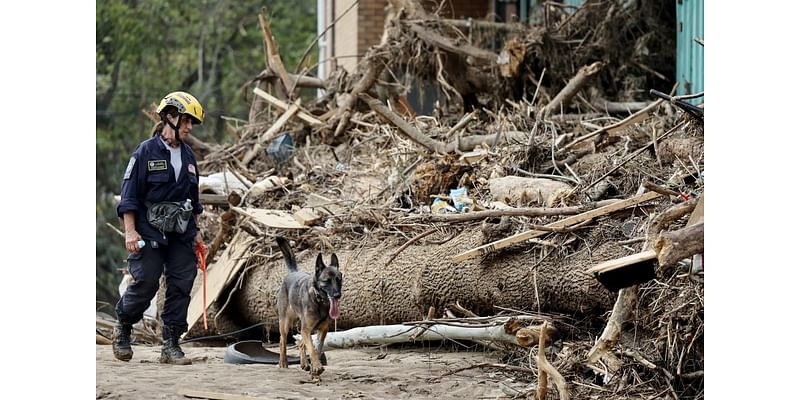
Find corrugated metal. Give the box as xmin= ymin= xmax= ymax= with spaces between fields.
xmin=676 ymin=0 xmax=704 ymax=104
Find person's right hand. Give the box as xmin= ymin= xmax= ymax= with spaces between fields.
xmin=125 ymin=229 xmax=143 ymax=253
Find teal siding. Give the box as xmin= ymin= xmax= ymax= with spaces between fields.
xmin=676 ymin=0 xmax=704 ymax=103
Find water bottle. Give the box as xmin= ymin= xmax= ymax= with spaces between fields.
xmin=176 ymin=199 xmax=193 ymax=233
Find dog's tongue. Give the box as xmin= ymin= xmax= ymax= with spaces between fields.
xmin=329 ymin=297 xmax=340 ymax=320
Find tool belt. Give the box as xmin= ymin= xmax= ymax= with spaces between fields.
xmin=146 ymin=200 xmax=193 ymax=235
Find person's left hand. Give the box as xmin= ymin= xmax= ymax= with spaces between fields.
xmin=194 ymin=230 xmax=203 ymax=247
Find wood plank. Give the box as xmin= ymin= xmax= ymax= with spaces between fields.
xmin=452 ymin=191 xmax=664 ymax=262
xmin=687 ymin=193 xmax=703 ymax=226
xmin=199 ymin=193 xmax=230 ymax=207
xmin=253 ymin=87 xmax=323 ymax=126
xmin=231 ymin=206 xmax=307 ymax=229
xmin=587 ymin=249 xmax=657 ymax=274
xmin=177 ymin=388 xmax=272 ymax=400
xmin=185 ymin=232 xmax=255 ymax=335
xmin=292 ymin=208 xmax=321 ymax=226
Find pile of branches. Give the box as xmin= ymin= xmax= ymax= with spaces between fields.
xmin=186 ymin=1 xmax=703 ymax=398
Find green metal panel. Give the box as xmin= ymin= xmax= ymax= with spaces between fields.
xmin=676 ymin=0 xmax=704 ymax=104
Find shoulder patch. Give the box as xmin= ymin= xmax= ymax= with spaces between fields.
xmin=123 ymin=157 xmax=136 ymax=180
xmin=147 ymin=160 xmax=168 ymax=172
xmin=188 ymin=164 xmax=196 ymax=175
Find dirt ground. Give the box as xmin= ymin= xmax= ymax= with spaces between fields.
xmin=96 ymin=343 xmax=530 ymax=400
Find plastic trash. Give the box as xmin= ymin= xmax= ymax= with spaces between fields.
xmin=266 ymin=132 xmax=294 ymax=162
xmin=432 ymin=197 xmax=457 ymax=213
xmin=449 ymin=187 xmax=470 ymax=212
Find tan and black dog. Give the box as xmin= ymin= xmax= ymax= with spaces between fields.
xmin=275 ymin=236 xmax=342 ymax=377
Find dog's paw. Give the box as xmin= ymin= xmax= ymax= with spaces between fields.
xmin=311 ymin=365 xmax=325 ymax=376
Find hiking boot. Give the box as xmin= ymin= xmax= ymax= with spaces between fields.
xmin=159 ymin=325 xmax=191 ymax=365
xmin=112 ymin=322 xmax=133 ymax=361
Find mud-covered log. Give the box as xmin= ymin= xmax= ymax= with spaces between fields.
xmin=227 ymin=226 xmax=618 ymax=335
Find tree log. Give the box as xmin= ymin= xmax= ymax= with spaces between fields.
xmin=655 ymin=222 xmax=704 ymax=267
xmin=204 ymin=225 xmax=618 ymax=338
xmin=300 ymin=323 xmax=546 ymax=350
xmin=540 ymin=62 xmax=603 ymax=118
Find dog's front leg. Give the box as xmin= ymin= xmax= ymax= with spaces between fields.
xmin=301 ymin=328 xmax=324 ymax=377
xmin=298 ymin=337 xmax=309 ymax=371
xmin=316 ymin=321 xmax=329 ymax=366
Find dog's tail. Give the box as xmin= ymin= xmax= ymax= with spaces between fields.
xmin=276 ymin=236 xmax=298 ymax=272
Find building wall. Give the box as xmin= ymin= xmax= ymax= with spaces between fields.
xmin=322 ymin=0 xmax=493 ymax=77
xmin=676 ymin=0 xmax=704 ymax=102
xmin=333 ymin=0 xmax=360 ymax=73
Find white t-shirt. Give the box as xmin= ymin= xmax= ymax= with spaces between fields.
xmin=160 ymin=137 xmax=183 ymax=182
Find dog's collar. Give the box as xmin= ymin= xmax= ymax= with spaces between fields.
xmin=312 ymin=283 xmax=328 ymax=302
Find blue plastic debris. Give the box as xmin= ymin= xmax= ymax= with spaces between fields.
xmin=266 ymin=132 xmax=294 ymax=162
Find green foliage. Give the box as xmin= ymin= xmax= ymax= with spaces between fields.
xmin=96 ymin=0 xmax=317 ymax=308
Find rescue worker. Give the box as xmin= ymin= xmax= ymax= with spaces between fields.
xmin=113 ymin=91 xmax=205 ymax=365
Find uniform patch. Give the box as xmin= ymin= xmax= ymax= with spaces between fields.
xmin=147 ymin=160 xmax=168 ymax=172
xmin=123 ymin=157 xmax=136 ymax=180
xmin=188 ymin=164 xmax=196 ymax=175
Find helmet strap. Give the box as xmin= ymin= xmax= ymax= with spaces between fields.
xmin=160 ymin=113 xmax=183 ymax=146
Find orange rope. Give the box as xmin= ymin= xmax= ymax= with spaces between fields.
xmin=195 ymin=242 xmax=208 ymax=330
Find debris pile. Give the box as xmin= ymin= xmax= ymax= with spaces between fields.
xmin=113 ymin=1 xmax=705 ymax=398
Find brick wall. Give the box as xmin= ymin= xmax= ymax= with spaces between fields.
xmin=357 ymin=0 xmax=388 ymax=56
xmin=424 ymin=0 xmax=490 ymax=19
xmin=325 ymin=0 xmax=493 ymax=76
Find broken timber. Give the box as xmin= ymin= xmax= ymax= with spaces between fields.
xmin=587 ymin=249 xmax=657 ymax=292
xmin=452 ymin=191 xmax=664 ymax=262
xmin=253 ymin=87 xmax=323 ymax=126
xmin=185 ymin=232 xmax=256 ymax=336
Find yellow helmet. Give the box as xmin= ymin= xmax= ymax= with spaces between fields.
xmin=157 ymin=91 xmax=204 ymax=125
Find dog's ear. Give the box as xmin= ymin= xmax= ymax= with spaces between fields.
xmin=329 ymin=253 xmax=340 ymax=269
xmin=315 ymin=253 xmax=326 ymax=274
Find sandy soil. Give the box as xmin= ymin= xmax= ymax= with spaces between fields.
xmin=96 ymin=343 xmax=528 ymax=400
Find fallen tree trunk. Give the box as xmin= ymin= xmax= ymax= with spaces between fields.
xmin=221 ymin=225 xmax=617 ymax=337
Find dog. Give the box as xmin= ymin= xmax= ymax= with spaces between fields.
xmin=275 ymin=236 xmax=342 ymax=377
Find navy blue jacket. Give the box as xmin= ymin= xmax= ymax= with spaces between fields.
xmin=117 ymin=136 xmax=203 ymax=245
